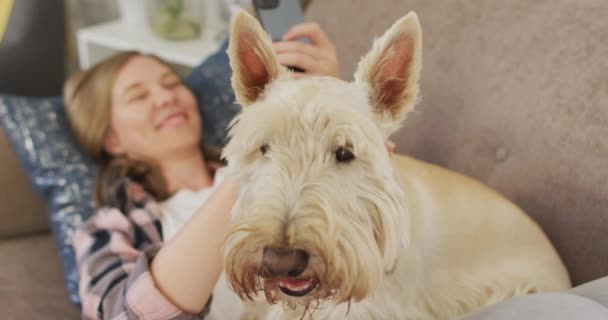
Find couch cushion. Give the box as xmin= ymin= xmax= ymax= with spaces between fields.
xmin=307 ymin=0 xmax=608 ymax=285
xmin=0 ymin=127 xmax=47 ymax=239
xmin=0 ymin=234 xmax=80 ymax=319
xmin=461 ymin=276 xmax=608 ymax=319
xmin=569 ymin=276 xmax=608 ymax=308
xmin=460 ymin=293 xmax=608 ymax=320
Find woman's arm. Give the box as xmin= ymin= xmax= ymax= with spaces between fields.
xmin=74 ymin=178 xmax=238 ymax=319
xmin=150 ymin=178 xmax=239 ymax=314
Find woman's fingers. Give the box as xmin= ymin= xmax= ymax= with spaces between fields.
xmin=272 ymin=41 xmax=320 ymax=59
xmin=282 ymin=22 xmax=333 ymax=48
xmin=273 ymin=22 xmax=340 ymax=78
xmin=275 ymin=52 xmax=318 ymax=74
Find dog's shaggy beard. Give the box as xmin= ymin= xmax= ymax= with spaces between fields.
xmin=223 ymin=160 xmax=408 ymax=313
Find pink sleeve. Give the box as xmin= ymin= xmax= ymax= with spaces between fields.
xmin=73 ymin=206 xmax=211 ymax=320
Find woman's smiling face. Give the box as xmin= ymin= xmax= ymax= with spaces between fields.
xmin=104 ymin=55 xmax=201 ymax=161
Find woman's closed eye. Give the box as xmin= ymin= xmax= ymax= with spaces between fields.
xmin=126 ymin=89 xmax=149 ymax=103
xmin=122 ymin=81 xmax=149 ymax=104
xmin=161 ymin=74 xmax=182 ymax=88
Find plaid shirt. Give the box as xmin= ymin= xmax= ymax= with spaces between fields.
xmin=73 ymin=179 xmax=211 ymax=320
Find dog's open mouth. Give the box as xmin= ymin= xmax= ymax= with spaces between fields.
xmin=277 ymin=277 xmax=317 ymax=297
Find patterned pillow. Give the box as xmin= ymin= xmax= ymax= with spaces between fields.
xmin=0 ymin=95 xmax=95 ymax=304
xmin=184 ymin=39 xmax=241 ymax=147
xmin=0 ymin=38 xmax=241 ymax=305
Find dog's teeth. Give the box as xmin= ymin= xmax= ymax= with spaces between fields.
xmin=278 ymin=279 xmax=313 ymax=291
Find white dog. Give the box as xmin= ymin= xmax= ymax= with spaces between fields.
xmin=220 ymin=10 xmax=570 ymax=319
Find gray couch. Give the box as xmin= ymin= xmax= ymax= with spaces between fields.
xmin=1 ymin=0 xmax=606 ymax=319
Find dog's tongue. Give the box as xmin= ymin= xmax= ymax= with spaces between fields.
xmin=278 ymin=278 xmax=312 ymax=290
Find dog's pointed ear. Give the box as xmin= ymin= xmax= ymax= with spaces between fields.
xmin=228 ymin=10 xmax=287 ymax=107
xmin=354 ymin=12 xmax=422 ymax=137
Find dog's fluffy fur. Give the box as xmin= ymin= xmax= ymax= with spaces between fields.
xmin=221 ymin=10 xmax=570 ymax=319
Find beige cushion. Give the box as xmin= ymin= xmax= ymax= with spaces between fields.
xmin=307 ymin=0 xmax=608 ymax=285
xmin=0 ymin=234 xmax=79 ymax=319
xmin=0 ymin=127 xmax=48 ymax=240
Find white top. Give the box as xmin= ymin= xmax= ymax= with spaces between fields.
xmin=158 ymin=168 xmax=243 ymax=319
xmin=158 ymin=169 xmax=226 ymax=242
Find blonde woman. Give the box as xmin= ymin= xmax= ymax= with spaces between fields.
xmin=66 ymin=21 xmax=344 ymax=319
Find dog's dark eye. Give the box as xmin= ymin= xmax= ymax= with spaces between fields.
xmin=335 ymin=147 xmax=355 ymax=163
xmin=260 ymin=144 xmax=269 ymax=155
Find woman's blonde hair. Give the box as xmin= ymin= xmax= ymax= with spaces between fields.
xmin=64 ymin=51 xmax=169 ymax=206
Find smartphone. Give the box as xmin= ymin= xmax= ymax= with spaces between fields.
xmin=253 ymin=0 xmax=310 ymax=43
xmin=253 ymin=0 xmax=309 ymax=72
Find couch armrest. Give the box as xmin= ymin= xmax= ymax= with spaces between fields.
xmin=0 ymin=127 xmax=48 ymax=239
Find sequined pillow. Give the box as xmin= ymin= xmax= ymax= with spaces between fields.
xmin=0 ymin=95 xmax=96 ymax=305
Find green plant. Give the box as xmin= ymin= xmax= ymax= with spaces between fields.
xmin=150 ymin=0 xmax=200 ymax=40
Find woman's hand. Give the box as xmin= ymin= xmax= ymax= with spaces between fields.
xmin=206 ymin=161 xmax=225 ymax=176
xmin=272 ymin=22 xmax=340 ymax=79
xmin=385 ymin=140 xmax=395 ymax=155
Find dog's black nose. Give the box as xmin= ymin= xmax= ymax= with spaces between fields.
xmin=262 ymin=247 xmax=309 ymax=277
